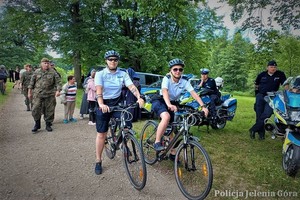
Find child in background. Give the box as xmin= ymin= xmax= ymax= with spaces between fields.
xmin=86 ymin=69 xmax=97 ymax=125
xmin=60 ymin=75 xmax=77 ymax=123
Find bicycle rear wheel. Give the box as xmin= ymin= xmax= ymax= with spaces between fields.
xmin=123 ymin=133 xmax=147 ymax=190
xmin=175 ymin=140 xmax=213 ymax=200
xmin=140 ymin=120 xmax=158 ymax=165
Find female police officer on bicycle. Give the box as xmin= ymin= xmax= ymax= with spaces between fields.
xmin=151 ymin=58 xmax=208 ymax=161
xmin=94 ymin=50 xmax=144 ymax=175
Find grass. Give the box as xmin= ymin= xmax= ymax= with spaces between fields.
xmin=80 ymin=91 xmax=299 ymax=198
xmin=0 ymin=82 xmax=13 ymax=106
xmin=131 ymin=95 xmax=300 ymax=199
xmin=2 ymin=86 xmax=299 ymax=198
xmin=2 ymin=86 xmax=298 ymax=198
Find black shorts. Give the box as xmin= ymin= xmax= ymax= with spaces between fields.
xmin=151 ymin=99 xmax=177 ymax=122
xmin=95 ymin=96 xmax=122 ymax=133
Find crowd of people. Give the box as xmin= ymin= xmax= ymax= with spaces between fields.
xmin=1 ymin=51 xmax=298 ymax=176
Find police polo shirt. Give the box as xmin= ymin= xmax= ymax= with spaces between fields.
xmin=161 ymin=75 xmax=194 ymax=101
xmin=255 ymin=70 xmax=286 ymax=95
xmin=95 ymin=67 xmax=133 ymax=99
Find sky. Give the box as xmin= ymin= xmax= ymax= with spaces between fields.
xmin=207 ymin=0 xmax=300 ymax=41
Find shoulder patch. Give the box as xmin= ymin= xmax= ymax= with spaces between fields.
xmin=166 ymin=74 xmax=171 ymax=79
xmin=181 ymin=75 xmax=188 ymax=80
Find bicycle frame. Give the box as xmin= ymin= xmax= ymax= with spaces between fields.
xmin=156 ymin=110 xmax=198 ymax=161
xmin=106 ymin=102 xmax=147 ymax=190
xmin=109 ymin=103 xmax=138 ymax=148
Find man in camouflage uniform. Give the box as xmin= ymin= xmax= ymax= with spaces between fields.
xmin=28 ymin=58 xmax=61 ymax=132
xmin=20 ymin=64 xmax=33 ymax=111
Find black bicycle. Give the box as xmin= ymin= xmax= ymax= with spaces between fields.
xmin=141 ymin=108 xmax=213 ymax=200
xmin=104 ymin=103 xmax=147 ymax=190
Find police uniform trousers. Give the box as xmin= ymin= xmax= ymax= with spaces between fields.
xmin=250 ymin=93 xmax=273 ymax=134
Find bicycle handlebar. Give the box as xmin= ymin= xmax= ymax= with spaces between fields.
xmin=109 ymin=102 xmax=139 ymax=113
xmin=174 ymin=108 xmax=205 ymax=126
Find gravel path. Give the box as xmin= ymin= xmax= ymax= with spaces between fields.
xmin=0 ymin=89 xmax=187 ymax=200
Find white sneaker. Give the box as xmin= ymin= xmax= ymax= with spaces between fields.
xmin=88 ymin=121 xmax=96 ymax=125
xmin=79 ymin=115 xmax=84 ymax=119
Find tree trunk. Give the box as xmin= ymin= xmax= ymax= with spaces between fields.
xmin=70 ymin=1 xmax=82 ymax=88
xmin=73 ymin=50 xmax=82 ymax=88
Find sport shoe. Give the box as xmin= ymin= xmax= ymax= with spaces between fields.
xmin=95 ymin=162 xmax=102 ymax=175
xmin=63 ymin=119 xmax=68 ymax=124
xmin=153 ymin=142 xmax=164 ymax=151
xmin=69 ymin=118 xmax=77 ymax=122
xmin=79 ymin=115 xmax=84 ymax=119
xmin=88 ymin=121 xmax=96 ymax=125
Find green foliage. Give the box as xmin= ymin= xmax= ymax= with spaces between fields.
xmin=209 ymin=32 xmax=255 ymax=92
xmin=274 ymin=34 xmax=300 ymax=77
xmin=0 ymin=82 xmax=13 ymax=106
xmin=1 ymin=0 xmax=299 ymax=94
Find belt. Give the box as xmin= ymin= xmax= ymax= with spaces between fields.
xmin=103 ymin=96 xmax=121 ymax=105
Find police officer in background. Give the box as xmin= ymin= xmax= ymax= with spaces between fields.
xmin=198 ymin=68 xmax=220 ymax=122
xmin=94 ymin=50 xmax=144 ymax=175
xmin=28 ymin=58 xmax=61 ymax=133
xmin=249 ymin=60 xmax=286 ymax=140
xmin=20 ymin=64 xmax=33 ymax=111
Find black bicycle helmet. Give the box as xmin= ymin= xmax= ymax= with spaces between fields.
xmin=168 ymin=58 xmax=185 ymax=68
xmin=104 ymin=50 xmax=120 ymax=59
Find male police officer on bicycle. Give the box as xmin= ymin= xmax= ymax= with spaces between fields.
xmin=94 ymin=50 xmax=144 ymax=175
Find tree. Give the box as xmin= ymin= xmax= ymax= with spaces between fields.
xmin=210 ymin=32 xmax=255 ymax=92
xmin=274 ymin=35 xmax=300 ymax=77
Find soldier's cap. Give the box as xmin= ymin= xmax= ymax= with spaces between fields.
xmin=41 ymin=58 xmax=50 ymax=63
xmin=267 ymin=60 xmax=277 ymax=66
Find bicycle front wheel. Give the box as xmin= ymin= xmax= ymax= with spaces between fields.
xmin=104 ymin=119 xmax=117 ymax=159
xmin=123 ymin=133 xmax=147 ymax=190
xmin=140 ymin=120 xmax=158 ymax=165
xmin=175 ymin=140 xmax=213 ymax=200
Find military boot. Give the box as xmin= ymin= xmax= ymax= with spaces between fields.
xmin=32 ymin=120 xmax=41 ymax=133
xmin=46 ymin=122 xmax=52 ymax=132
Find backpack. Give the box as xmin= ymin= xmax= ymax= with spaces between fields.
xmin=0 ymin=70 xmax=7 ymax=79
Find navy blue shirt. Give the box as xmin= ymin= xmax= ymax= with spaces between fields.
xmin=200 ymin=78 xmax=219 ymax=95
xmin=255 ymin=70 xmax=286 ymax=95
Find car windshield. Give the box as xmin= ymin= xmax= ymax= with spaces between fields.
xmin=148 ymin=80 xmax=161 ymax=88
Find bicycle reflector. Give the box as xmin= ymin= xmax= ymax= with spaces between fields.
xmin=202 ymin=164 xmax=208 ymax=177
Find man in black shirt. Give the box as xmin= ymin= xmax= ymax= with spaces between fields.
xmin=249 ymin=60 xmax=286 ymax=140
xmin=198 ymin=68 xmax=220 ymax=120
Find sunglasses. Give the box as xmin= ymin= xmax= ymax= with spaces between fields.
xmin=107 ymin=58 xmax=119 ymax=62
xmin=172 ymin=68 xmax=183 ymax=72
